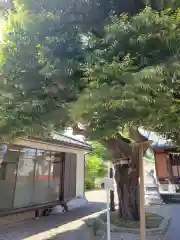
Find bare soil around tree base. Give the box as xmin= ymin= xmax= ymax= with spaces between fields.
xmin=100 ymin=211 xmax=163 ymax=229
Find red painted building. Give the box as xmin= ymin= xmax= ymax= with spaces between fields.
xmin=152 ymin=143 xmax=180 ymax=201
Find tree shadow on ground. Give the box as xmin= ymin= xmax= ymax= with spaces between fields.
xmin=0 ymin=202 xmax=106 ymax=240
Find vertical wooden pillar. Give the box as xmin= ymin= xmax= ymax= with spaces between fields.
xmin=139 ymin=144 xmax=146 ymax=240
xmin=64 ymin=153 xmax=77 ymax=202
xmin=138 ymin=140 xmax=152 ymax=240
xmin=166 ymin=153 xmax=173 ymax=182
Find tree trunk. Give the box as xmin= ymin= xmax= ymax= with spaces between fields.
xmin=115 ymin=164 xmax=139 ymax=220
xmin=73 ymin=124 xmax=151 ymax=221
xmin=103 ymin=128 xmax=150 ymax=221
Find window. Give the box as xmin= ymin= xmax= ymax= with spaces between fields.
xmin=48 ymin=162 xmax=61 ymax=201
xmin=13 ymin=148 xmax=36 ymax=208
xmin=13 ymin=148 xmax=64 ymax=207
xmin=33 ymin=150 xmax=50 ymax=204
xmin=169 ymin=154 xmax=180 ymax=178
xmin=2 ymin=146 xmax=65 ymax=209
xmin=172 ymin=166 xmax=179 ymax=177
xmin=0 ymin=145 xmax=19 ymax=210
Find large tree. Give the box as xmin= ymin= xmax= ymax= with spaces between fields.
xmin=1 ymin=0 xmax=180 ymax=221
xmin=0 ymin=0 xmax=146 ymax=141
xmin=0 ymin=0 xmax=126 ymax=140
xmin=70 ymin=8 xmax=180 ymax=220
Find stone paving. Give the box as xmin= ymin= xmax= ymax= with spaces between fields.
xmin=0 ymin=191 xmax=178 ymax=240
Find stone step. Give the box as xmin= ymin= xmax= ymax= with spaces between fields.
xmin=145 ymin=185 xmax=163 ymax=205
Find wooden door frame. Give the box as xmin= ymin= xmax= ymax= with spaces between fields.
xmin=59 ymin=153 xmax=65 ymax=201
xmin=63 ymin=153 xmax=77 ymax=202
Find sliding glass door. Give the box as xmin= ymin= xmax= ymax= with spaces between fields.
xmin=0 ymin=144 xmax=65 ymax=211
xmin=13 ymin=148 xmax=36 ymax=208
xmin=0 ymin=145 xmax=19 ymax=210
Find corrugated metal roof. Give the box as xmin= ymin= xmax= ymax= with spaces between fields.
xmin=27 ymin=134 xmax=91 ymax=151
xmin=53 ymin=133 xmax=91 ymax=149
xmin=151 ymin=143 xmax=171 ymax=149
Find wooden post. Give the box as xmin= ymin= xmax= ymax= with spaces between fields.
xmin=134 ymin=140 xmax=152 ymax=240
xmin=139 ymin=144 xmax=146 ymax=240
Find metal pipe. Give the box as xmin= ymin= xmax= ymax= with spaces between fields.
xmin=109 ymin=165 xmax=115 ymax=211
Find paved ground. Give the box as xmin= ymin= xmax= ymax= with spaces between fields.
xmin=0 ymin=191 xmax=107 ymax=240
xmin=164 ymin=204 xmax=180 ymax=240
xmin=0 ymin=201 xmax=105 ymax=239
xmin=0 ymin=191 xmax=179 ymax=240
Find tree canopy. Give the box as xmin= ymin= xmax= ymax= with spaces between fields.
xmin=71 ymin=8 xmax=180 ymax=145
xmin=0 ymin=0 xmax=86 ymax=139
xmin=0 ymin=1 xmax=180 ymax=146
xmin=1 ymin=0 xmax=180 ymax=221
xmin=0 ymin=0 xmax=138 ymax=140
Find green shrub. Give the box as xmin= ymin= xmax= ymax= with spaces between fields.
xmin=85 ymin=142 xmax=108 ymax=190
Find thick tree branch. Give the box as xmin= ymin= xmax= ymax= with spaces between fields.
xmin=129 ymin=126 xmax=152 ymax=154
xmin=103 ymin=134 xmax=132 ymax=160
xmin=72 ymin=123 xmax=89 ymax=138
xmin=129 ymin=126 xmax=148 ymax=143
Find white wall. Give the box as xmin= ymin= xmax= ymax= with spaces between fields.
xmin=76 ymin=152 xmax=86 ymax=198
